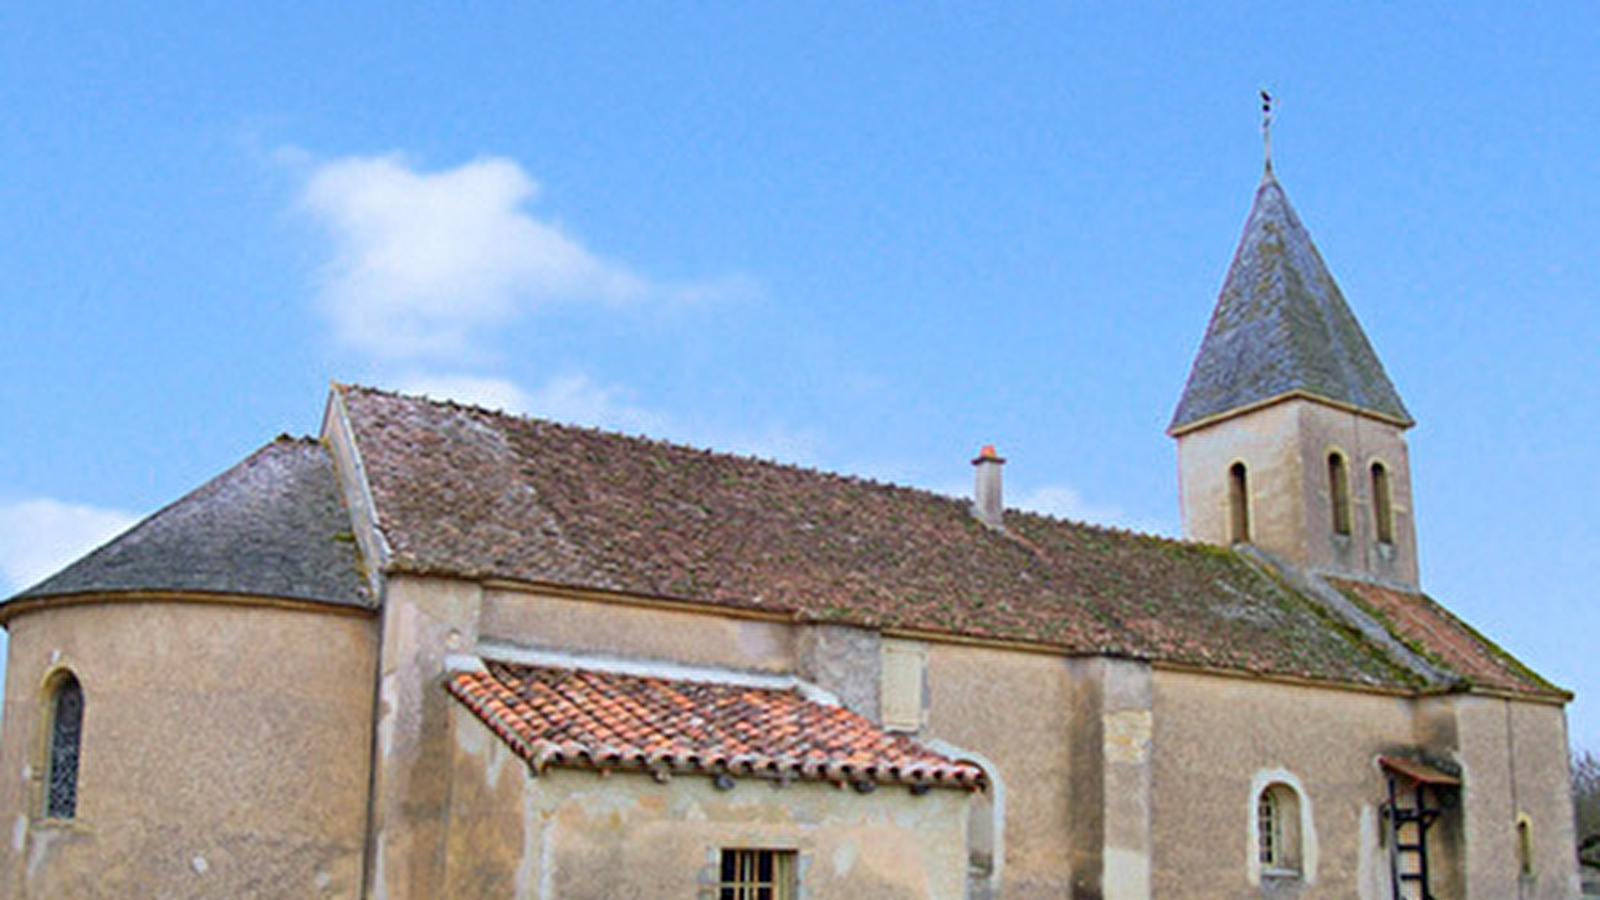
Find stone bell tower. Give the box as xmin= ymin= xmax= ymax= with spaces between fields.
xmin=1169 ymin=158 xmax=1419 ymax=590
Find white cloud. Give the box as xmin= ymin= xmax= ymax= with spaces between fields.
xmin=698 ymin=424 xmax=822 ymax=467
xmin=1012 ymin=484 xmax=1120 ymax=523
xmin=397 ymin=372 xmax=667 ymax=435
xmin=921 ymin=479 xmax=1172 ymax=536
xmin=0 ymin=499 xmax=140 ymax=594
xmin=1013 ymin=483 xmax=1174 ymax=536
xmin=301 ymin=154 xmax=649 ymax=361
xmin=395 ymin=373 xmax=532 ymax=415
xmin=295 ymin=148 xmax=775 ymax=469
xmin=393 ymin=371 xmax=823 ymax=467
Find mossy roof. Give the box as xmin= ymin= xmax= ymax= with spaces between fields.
xmin=5 ymin=385 xmax=1558 ymax=699
xmin=338 ymin=385 xmax=1464 ymax=691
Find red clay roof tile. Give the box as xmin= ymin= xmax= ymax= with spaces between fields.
xmin=1332 ymin=579 xmax=1562 ymax=698
xmin=448 ymin=661 xmax=985 ymax=789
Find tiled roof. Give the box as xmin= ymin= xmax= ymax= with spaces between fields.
xmin=5 ymin=438 xmax=370 ymax=611
xmin=448 ymin=660 xmax=985 ymax=789
xmin=1170 ymin=168 xmax=1412 ymax=433
xmin=1332 ymin=579 xmax=1564 ymax=698
xmin=338 ymin=385 xmax=1426 ymax=690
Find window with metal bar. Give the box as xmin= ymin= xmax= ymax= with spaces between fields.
xmin=719 ymin=848 xmax=796 ymax=900
xmin=44 ymin=673 xmax=84 ymax=819
xmin=1258 ymin=789 xmax=1281 ymax=867
xmin=1256 ymin=782 xmax=1302 ymax=877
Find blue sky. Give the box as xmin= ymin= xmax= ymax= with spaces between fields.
xmin=2 ymin=3 xmax=1595 ymax=750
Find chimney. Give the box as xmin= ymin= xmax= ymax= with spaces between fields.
xmin=971 ymin=445 xmax=1006 ymax=528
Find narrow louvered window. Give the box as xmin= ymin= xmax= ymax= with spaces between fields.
xmin=719 ymin=848 xmax=795 ymax=900
xmin=1516 ymin=814 xmax=1534 ymax=876
xmin=1229 ymin=462 xmax=1251 ymax=544
xmin=44 ymin=673 xmax=84 ymax=819
xmin=1328 ymin=452 xmax=1351 ymax=536
xmin=1371 ymin=462 xmax=1394 ymax=545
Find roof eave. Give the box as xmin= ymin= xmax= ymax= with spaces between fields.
xmin=1168 ymin=389 xmax=1415 ymax=438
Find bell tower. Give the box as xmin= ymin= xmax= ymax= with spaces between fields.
xmin=1169 ymin=157 xmax=1419 ymax=589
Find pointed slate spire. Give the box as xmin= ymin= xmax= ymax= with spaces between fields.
xmin=1169 ymin=167 xmax=1412 ymax=434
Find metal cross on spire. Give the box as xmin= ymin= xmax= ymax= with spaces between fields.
xmin=1261 ymin=89 xmax=1275 ymax=172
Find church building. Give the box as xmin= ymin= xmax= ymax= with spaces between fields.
xmin=0 ymin=157 xmax=1579 ymax=899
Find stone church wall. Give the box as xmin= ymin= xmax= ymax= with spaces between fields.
xmin=1151 ymin=669 xmax=1577 ymax=900
xmin=1151 ymin=669 xmax=1421 ymax=900
xmin=0 ymin=599 xmax=377 ymax=900
xmin=924 ymin=641 xmax=1080 ymax=899
xmin=1434 ymin=694 xmax=1581 ymax=900
xmin=480 ymin=586 xmax=796 ymax=674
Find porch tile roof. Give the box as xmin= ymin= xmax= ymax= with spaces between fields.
xmin=447 ymin=660 xmax=985 ymax=789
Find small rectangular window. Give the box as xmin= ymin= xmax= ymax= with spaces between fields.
xmin=719 ymin=848 xmax=796 ymax=900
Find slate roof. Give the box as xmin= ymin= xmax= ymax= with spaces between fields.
xmin=448 ymin=659 xmax=985 ymax=788
xmin=340 ymin=385 xmax=1437 ymax=691
xmin=5 ymin=438 xmax=370 ymax=612
xmin=1170 ymin=167 xmax=1412 ymax=434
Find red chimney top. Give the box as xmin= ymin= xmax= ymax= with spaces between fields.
xmin=972 ymin=445 xmax=1006 ymax=465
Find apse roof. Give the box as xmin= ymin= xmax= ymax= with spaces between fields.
xmin=6 ymin=438 xmax=370 ymax=611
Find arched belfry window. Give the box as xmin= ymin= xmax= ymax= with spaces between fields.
xmin=1515 ymin=813 xmax=1535 ymax=876
xmin=1229 ymin=462 xmax=1251 ymax=544
xmin=43 ymin=672 xmax=84 ymax=819
xmin=1328 ymin=452 xmax=1352 ymax=536
xmin=1371 ymin=462 xmax=1394 ymax=545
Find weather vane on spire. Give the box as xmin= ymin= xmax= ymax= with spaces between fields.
xmin=1260 ymin=89 xmax=1274 ymax=170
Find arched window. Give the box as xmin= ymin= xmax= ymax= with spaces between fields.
xmin=1371 ymin=462 xmax=1394 ymax=545
xmin=1256 ymin=782 xmax=1303 ymax=876
xmin=43 ymin=672 xmax=84 ymax=819
xmin=1328 ymin=452 xmax=1351 ymax=536
xmin=1515 ymin=813 xmax=1534 ymax=876
xmin=1229 ymin=462 xmax=1251 ymax=544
